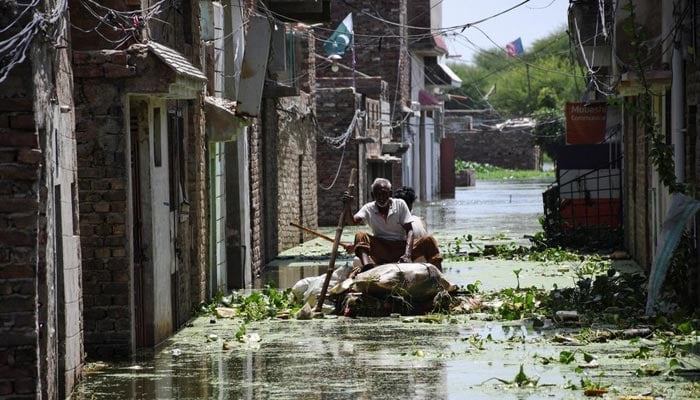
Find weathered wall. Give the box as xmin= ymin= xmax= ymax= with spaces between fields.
xmin=254 ymin=27 xmax=320 ymax=269
xmin=0 ymin=61 xmax=43 ymax=400
xmin=73 ymin=50 xmax=132 ymax=359
xmin=249 ymin=120 xmax=264 ymax=279
xmin=445 ymin=115 xmax=540 ymax=170
xmin=0 ymin=5 xmax=83 ymax=397
xmin=316 ymin=89 xmax=364 ymax=226
xmin=70 ymin=0 xmax=208 ymax=356
xmin=622 ymin=100 xmax=651 ymax=271
xmin=262 ymin=94 xmax=318 ymax=255
xmin=318 ymin=0 xmax=409 ymax=131
xmin=189 ymin=101 xmax=209 ymax=315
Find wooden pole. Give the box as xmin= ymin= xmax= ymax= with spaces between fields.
xmin=315 ymin=168 xmax=356 ymax=312
xmin=289 ymin=222 xmax=352 ymax=251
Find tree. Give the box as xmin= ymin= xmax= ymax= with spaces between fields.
xmin=448 ymin=28 xmax=584 ymax=118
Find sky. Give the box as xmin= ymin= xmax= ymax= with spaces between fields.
xmin=440 ymin=0 xmax=570 ymax=64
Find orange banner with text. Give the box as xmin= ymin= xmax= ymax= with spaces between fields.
xmin=565 ymin=102 xmax=607 ymax=145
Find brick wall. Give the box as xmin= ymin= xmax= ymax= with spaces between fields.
xmin=316 ymin=88 xmax=364 ymax=226
xmin=0 ymin=63 xmax=42 ymax=399
xmin=73 ymin=50 xmax=132 ymax=359
xmin=0 ymin=20 xmax=84 ymax=400
xmin=1 ymin=14 xmax=83 ymax=396
xmin=188 ymin=101 xmax=208 ymax=315
xmin=261 ymin=94 xmax=318 ymax=255
xmin=318 ymin=0 xmax=409 ymax=130
xmin=74 ymin=47 xmax=210 ymax=355
xmin=249 ymin=120 xmax=264 ymax=279
xmin=446 ymin=117 xmax=541 ymax=170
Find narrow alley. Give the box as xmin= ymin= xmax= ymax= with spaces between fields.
xmin=71 ymin=180 xmax=700 ymax=399
xmin=3 ymin=1 xmax=700 ymax=399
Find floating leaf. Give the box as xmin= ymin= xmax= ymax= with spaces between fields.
xmin=559 ymin=350 xmax=576 ymax=364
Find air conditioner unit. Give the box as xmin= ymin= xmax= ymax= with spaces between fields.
xmin=264 ymin=24 xmax=301 ymax=98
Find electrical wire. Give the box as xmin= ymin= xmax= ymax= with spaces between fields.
xmin=317 ymin=109 xmax=362 ymax=191
xmin=0 ymin=0 xmax=68 ymax=82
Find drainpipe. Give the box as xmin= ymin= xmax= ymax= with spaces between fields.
xmin=671 ymin=0 xmax=685 ymax=183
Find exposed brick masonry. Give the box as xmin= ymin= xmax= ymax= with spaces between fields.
xmin=73 ymin=50 xmax=132 ymax=359
xmin=445 ymin=115 xmax=540 ymax=170
xmin=316 ymin=89 xmax=364 ymax=226
xmin=0 ymin=63 xmax=41 ymax=399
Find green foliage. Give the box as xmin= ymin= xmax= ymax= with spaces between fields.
xmin=454 ymin=160 xmax=554 ymax=180
xmin=199 ymin=286 xmax=296 ymax=322
xmin=491 ymin=364 xmax=540 ymax=387
xmin=559 ymin=350 xmax=576 ymax=364
xmin=448 ymin=28 xmax=582 ymax=117
xmin=493 ymin=286 xmax=543 ymax=320
xmin=532 ymin=107 xmax=565 ymax=161
xmin=232 ymin=286 xmax=295 ymax=322
xmin=625 ymin=345 xmax=653 ymax=360
xmin=444 ymin=233 xmax=481 ymax=261
xmin=544 ymin=269 xmax=647 ymax=318
xmin=235 ymin=324 xmax=247 ymax=342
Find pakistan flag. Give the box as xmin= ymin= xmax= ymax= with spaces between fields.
xmin=324 ymin=13 xmax=354 ymax=56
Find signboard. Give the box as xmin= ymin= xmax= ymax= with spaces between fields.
xmin=565 ymin=102 xmax=607 ymax=144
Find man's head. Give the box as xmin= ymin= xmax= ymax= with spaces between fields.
xmin=393 ymin=186 xmax=416 ymax=210
xmin=371 ymin=178 xmax=392 ymax=208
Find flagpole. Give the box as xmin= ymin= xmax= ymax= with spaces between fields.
xmin=351 ymin=42 xmax=356 ymax=90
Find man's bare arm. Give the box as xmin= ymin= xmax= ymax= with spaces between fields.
xmin=399 ymin=223 xmax=413 ymax=262
xmin=342 ymin=191 xmax=361 ymax=225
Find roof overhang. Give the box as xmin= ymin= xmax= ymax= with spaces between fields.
xmin=410 ymin=35 xmax=449 ymax=57
xmin=126 ymin=42 xmax=207 ymax=99
xmin=618 ymin=70 xmax=671 ymax=96
xmin=425 ymin=58 xmax=462 ymax=89
xmin=259 ymin=0 xmax=331 ymax=24
xmin=147 ymin=42 xmax=207 ymax=98
xmin=204 ymin=96 xmax=249 ymax=142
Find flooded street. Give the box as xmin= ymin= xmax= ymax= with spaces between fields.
xmin=419 ymin=179 xmax=551 ymax=242
xmin=71 ymin=179 xmax=700 ymax=399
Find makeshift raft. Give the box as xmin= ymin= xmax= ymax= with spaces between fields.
xmin=292 ymin=262 xmax=462 ymax=317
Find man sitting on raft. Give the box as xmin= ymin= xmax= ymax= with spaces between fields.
xmin=343 ymin=178 xmax=443 ymax=276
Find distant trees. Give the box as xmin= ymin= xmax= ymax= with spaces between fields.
xmin=447 ymin=27 xmax=582 ymax=161
xmin=447 ymin=27 xmax=582 ymax=117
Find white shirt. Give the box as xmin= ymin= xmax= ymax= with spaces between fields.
xmin=409 ymin=215 xmax=428 ymax=238
xmin=354 ymin=198 xmax=412 ymax=241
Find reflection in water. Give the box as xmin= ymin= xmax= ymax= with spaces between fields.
xmin=74 ymin=180 xmax=570 ymax=400
xmin=415 ymin=179 xmax=552 ymax=241
xmin=74 ymin=317 xmax=570 ymax=400
xmin=262 ymin=180 xmax=552 ymax=289
xmin=75 ymin=320 xmax=464 ymax=399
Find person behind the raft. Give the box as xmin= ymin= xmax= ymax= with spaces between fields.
xmin=342 ymin=178 xmax=443 ymax=277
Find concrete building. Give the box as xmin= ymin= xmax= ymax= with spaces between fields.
xmin=406 ymin=0 xmax=462 ymax=201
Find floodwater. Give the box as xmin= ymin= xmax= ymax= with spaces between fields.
xmin=71 ymin=179 xmax=700 ymax=400
xmin=418 ymin=179 xmax=552 ymax=242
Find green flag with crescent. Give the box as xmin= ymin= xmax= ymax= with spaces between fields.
xmin=324 ymin=13 xmax=353 ymax=56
